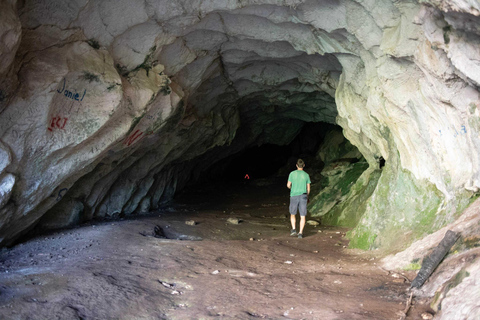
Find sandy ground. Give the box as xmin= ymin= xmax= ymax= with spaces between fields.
xmin=0 ymin=178 xmax=434 ymax=319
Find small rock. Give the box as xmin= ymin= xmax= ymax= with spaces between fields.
xmin=318 ymin=230 xmax=322 ymax=233
xmin=421 ymin=312 xmax=434 ymax=320
xmin=307 ymin=220 xmax=319 ymax=226
xmin=185 ymin=220 xmax=196 ymax=226
xmin=160 ymin=281 xmax=174 ymax=288
xmin=392 ymin=278 xmax=405 ymax=283
xmin=334 ymin=280 xmax=342 ymax=284
xmin=212 ymin=270 xmax=220 ymax=275
xmin=313 ymin=250 xmax=319 ymax=253
xmin=284 ymin=261 xmax=293 ymax=264
xmin=227 ymin=217 xmax=241 ymax=224
xmin=249 ymin=238 xmax=254 ymax=241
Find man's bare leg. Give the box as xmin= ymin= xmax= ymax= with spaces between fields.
xmin=299 ymin=216 xmax=306 ymax=235
xmin=290 ymin=214 xmax=296 ymax=231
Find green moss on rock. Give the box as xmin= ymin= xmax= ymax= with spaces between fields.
xmin=347 ymin=160 xmax=445 ymax=252
xmin=431 ymin=268 xmax=470 ymax=312
xmin=347 ymin=153 xmax=474 ymax=253
xmin=403 ymin=262 xmax=421 ymax=270
xmin=347 ymin=227 xmax=377 ymax=250
xmin=322 ymin=168 xmax=382 ymax=227
xmin=308 ymin=161 xmax=370 ymax=221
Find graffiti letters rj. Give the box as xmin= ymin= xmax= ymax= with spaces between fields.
xmin=48 ymin=117 xmax=68 ymax=131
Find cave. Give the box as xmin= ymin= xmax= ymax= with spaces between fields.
xmin=1 ymin=0 xmax=480 ymax=319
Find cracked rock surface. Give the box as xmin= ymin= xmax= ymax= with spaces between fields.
xmin=1 ymin=1 xmax=480 ymax=318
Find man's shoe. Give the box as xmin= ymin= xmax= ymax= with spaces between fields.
xmin=298 ymin=233 xmax=303 ymax=239
xmin=290 ymin=229 xmax=297 ymax=236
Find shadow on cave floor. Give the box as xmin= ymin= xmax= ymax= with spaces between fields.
xmin=0 ymin=177 xmax=432 ymax=319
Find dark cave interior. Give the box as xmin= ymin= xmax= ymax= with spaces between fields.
xmin=197 ymin=122 xmax=339 ymax=183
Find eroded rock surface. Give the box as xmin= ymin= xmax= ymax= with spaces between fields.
xmin=1 ymin=1 xmax=480 ymax=318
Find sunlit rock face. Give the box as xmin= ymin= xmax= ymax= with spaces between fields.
xmin=1 ymin=1 xmax=480 ymax=316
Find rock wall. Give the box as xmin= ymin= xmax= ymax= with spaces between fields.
xmin=1 ymin=0 xmax=480 ymax=317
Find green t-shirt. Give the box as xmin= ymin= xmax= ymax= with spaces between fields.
xmin=288 ymin=170 xmax=311 ymax=197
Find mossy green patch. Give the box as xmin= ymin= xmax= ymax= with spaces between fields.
xmin=443 ymin=25 xmax=451 ymax=45
xmin=451 ymin=236 xmax=480 ymax=253
xmin=348 ymin=154 xmax=474 ymax=253
xmin=83 ymin=71 xmax=100 ymax=83
xmin=347 ymin=227 xmax=377 ymax=250
xmin=322 ymin=168 xmax=381 ymax=227
xmin=308 ymin=161 xmax=370 ymax=222
xmin=133 ymin=45 xmax=158 ymax=76
xmin=348 ymin=160 xmax=447 ymax=252
xmin=403 ymin=262 xmax=421 ymax=270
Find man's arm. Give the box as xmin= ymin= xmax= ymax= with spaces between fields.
xmin=307 ymin=183 xmax=310 ymax=195
xmin=287 ymin=181 xmax=292 ymax=189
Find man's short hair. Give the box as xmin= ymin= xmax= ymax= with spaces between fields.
xmin=297 ymin=159 xmax=305 ymax=168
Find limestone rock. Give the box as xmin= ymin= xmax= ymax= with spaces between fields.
xmin=0 ymin=173 xmax=15 ymax=209
xmin=227 ymin=218 xmax=241 ymax=225
xmin=0 ymin=6 xmax=478 ymax=315
xmin=316 ymin=128 xmax=363 ymax=164
xmin=38 ymin=199 xmax=84 ymax=231
xmin=185 ymin=220 xmax=196 ymax=226
xmin=0 ymin=0 xmax=21 ymax=77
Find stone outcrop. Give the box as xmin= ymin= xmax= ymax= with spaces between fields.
xmin=1 ymin=1 xmax=480 ymax=317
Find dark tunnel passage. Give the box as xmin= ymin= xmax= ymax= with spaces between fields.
xmin=193 ymin=122 xmax=343 ymax=184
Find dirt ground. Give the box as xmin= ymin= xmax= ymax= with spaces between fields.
xmin=0 ymin=178 xmax=434 ymax=319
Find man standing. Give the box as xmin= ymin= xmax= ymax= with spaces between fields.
xmin=287 ymin=159 xmax=311 ymax=238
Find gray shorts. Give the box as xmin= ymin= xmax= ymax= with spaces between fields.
xmin=289 ymin=194 xmax=308 ymax=217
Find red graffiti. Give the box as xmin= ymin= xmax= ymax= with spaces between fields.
xmin=47 ymin=117 xmax=68 ymax=131
xmin=124 ymin=129 xmax=144 ymax=146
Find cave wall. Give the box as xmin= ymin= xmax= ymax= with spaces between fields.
xmin=0 ymin=0 xmax=479 ymax=258
xmin=1 ymin=1 xmax=480 ymax=317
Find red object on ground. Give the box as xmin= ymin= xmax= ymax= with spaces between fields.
xmin=244 ymin=174 xmax=250 ymax=180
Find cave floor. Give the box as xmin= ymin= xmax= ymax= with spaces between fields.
xmin=0 ymin=178 xmax=432 ymax=319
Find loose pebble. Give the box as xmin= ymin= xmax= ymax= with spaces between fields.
xmin=227 ymin=218 xmax=240 ymax=225
xmin=421 ymin=312 xmax=433 ymax=320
